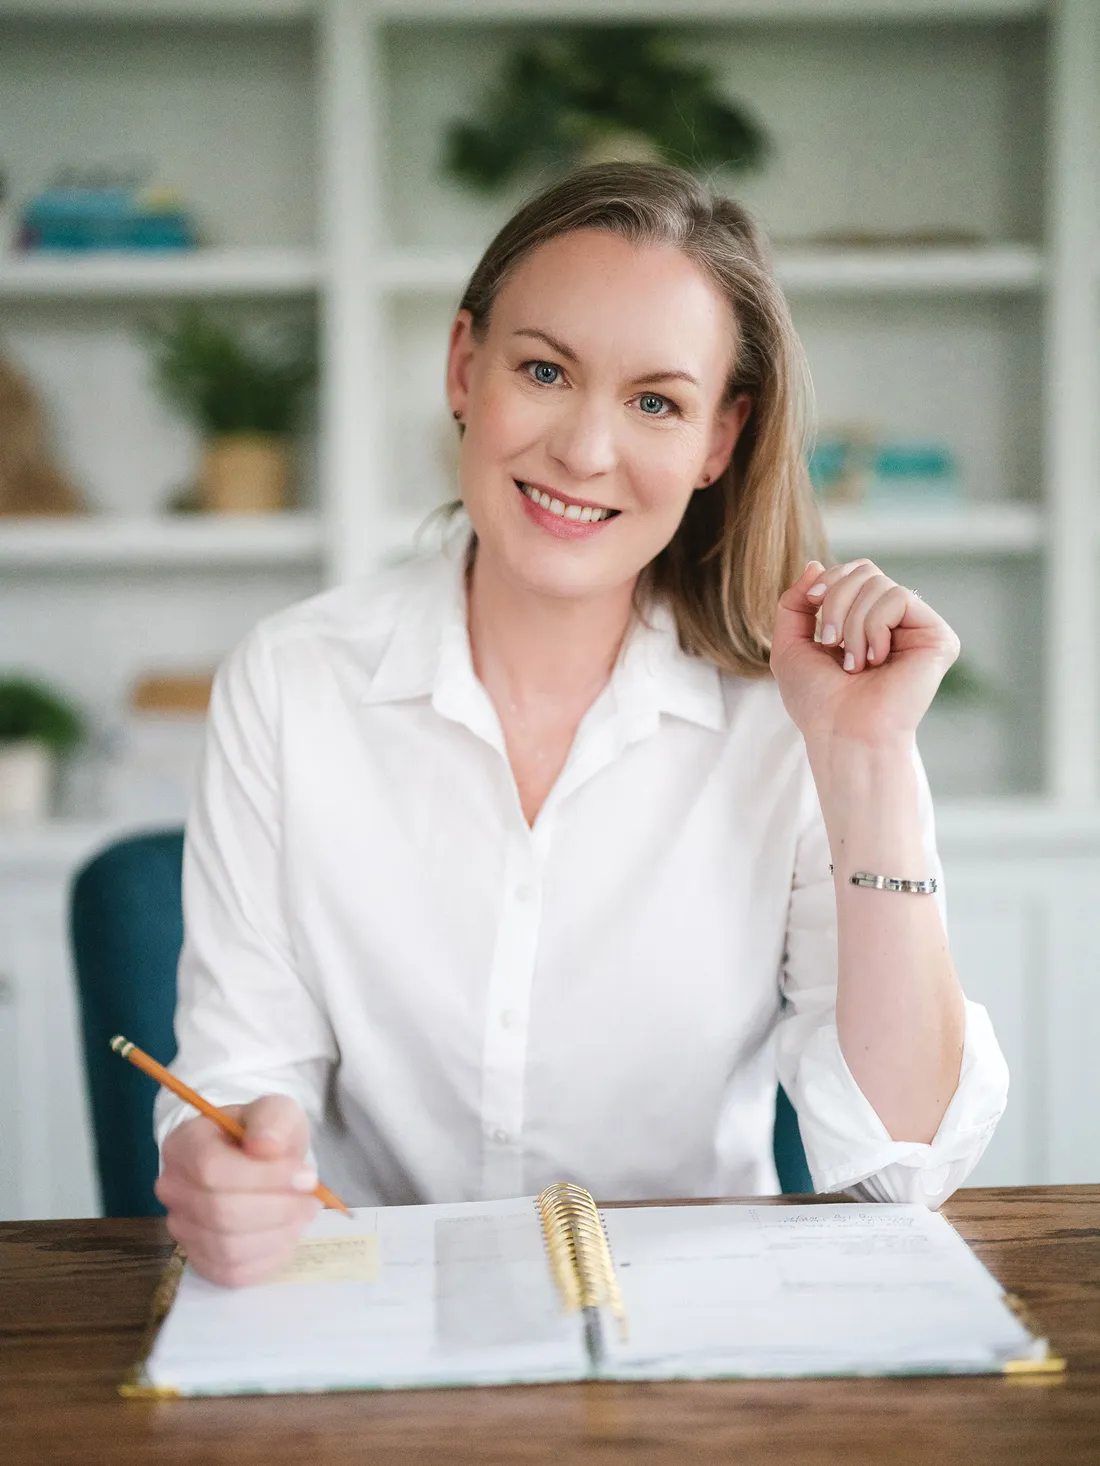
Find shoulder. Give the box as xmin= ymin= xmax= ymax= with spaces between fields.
xmin=216 ymin=550 xmax=451 ymax=701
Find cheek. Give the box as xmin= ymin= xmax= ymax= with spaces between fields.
xmin=628 ymin=431 xmax=701 ymax=514
xmin=471 ymin=370 xmax=543 ymax=455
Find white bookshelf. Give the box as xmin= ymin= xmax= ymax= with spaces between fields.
xmin=0 ymin=247 xmax=319 ymax=299
xmin=0 ymin=511 xmax=325 ymax=567
xmin=4 ymin=0 xmax=1100 ymax=1213
xmin=0 ymin=0 xmax=1096 ymax=815
xmin=823 ymin=503 xmax=1044 ymax=556
xmin=378 ymin=244 xmax=1046 ymax=297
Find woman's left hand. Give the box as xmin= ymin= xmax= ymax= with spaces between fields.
xmin=770 ymin=558 xmax=961 ymax=750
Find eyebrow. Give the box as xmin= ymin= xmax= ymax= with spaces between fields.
xmin=511 ymin=327 xmax=702 ymax=390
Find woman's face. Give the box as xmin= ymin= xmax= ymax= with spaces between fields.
xmin=446 ymin=229 xmax=751 ymax=604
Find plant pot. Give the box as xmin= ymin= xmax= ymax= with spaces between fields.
xmin=199 ymin=434 xmax=290 ymax=514
xmin=0 ymin=739 xmax=53 ymax=824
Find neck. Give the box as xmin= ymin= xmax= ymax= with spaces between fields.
xmin=467 ymin=549 xmax=635 ymax=716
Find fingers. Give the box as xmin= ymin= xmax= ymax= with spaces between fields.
xmin=841 ymin=578 xmax=910 ymax=672
xmin=804 ymin=560 xmax=940 ymax=673
xmin=158 ymin=1098 xmax=320 ymax=1288
xmin=166 ymin=1214 xmax=310 ymax=1289
xmin=154 ymin=1169 xmax=320 ymax=1234
xmin=772 ymin=560 xmax=830 ymax=656
xmin=238 ymin=1093 xmax=312 ymax=1163
xmin=164 ymin=1112 xmax=317 ymax=1195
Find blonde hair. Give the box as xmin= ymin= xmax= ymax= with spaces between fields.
xmin=456 ymin=162 xmax=826 ymax=678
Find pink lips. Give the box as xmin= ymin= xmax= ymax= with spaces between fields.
xmin=515 ymin=480 xmax=618 ymax=541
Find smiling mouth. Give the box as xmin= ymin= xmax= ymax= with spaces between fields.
xmin=515 ymin=480 xmax=619 ymax=524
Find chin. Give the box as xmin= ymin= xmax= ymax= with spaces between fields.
xmin=490 ymin=532 xmax=649 ymax=605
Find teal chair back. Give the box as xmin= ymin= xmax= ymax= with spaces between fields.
xmin=70 ymin=829 xmax=813 ymax=1216
xmin=71 ymin=830 xmax=184 ymax=1217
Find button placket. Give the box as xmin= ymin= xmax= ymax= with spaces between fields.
xmin=479 ymin=830 xmax=541 ymax=1198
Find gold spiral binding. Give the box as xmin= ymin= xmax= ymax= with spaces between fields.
xmin=535 ymin=1183 xmax=627 ymax=1341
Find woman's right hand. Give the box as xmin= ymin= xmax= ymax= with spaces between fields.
xmin=155 ymin=1093 xmax=321 ymax=1287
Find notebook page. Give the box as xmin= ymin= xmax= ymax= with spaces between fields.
xmin=144 ymin=1197 xmax=586 ymax=1395
xmin=598 ymin=1203 xmax=1041 ymax=1379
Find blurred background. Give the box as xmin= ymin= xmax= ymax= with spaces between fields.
xmin=1 ymin=0 xmax=1097 ymax=1218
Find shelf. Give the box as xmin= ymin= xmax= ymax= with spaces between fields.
xmin=377 ymin=246 xmax=1045 ymax=299
xmin=0 ymin=510 xmax=449 ymax=570
xmin=775 ymin=246 xmax=1043 ymax=294
xmin=0 ymin=1 xmax=313 ymax=19
xmin=0 ymin=513 xmax=325 ymax=568
xmin=373 ymin=1 xmax=1042 ymax=19
xmin=0 ymin=249 xmax=320 ymax=301
xmin=822 ymin=503 xmax=1044 ymax=555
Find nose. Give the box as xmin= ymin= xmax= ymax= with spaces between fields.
xmin=545 ymin=393 xmax=618 ymax=482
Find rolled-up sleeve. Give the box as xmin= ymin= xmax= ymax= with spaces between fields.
xmin=774 ymin=748 xmax=1009 ymax=1209
xmin=153 ymin=625 xmax=335 ymax=1152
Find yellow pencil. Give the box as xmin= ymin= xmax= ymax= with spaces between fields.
xmin=110 ymin=1035 xmax=351 ymax=1217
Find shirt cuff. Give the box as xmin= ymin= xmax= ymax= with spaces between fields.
xmin=786 ymin=999 xmax=1009 ymax=1209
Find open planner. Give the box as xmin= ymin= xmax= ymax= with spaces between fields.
xmin=125 ymin=1185 xmax=1062 ymax=1397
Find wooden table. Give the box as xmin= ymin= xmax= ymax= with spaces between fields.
xmin=2 ymin=1187 xmax=1098 ymax=1466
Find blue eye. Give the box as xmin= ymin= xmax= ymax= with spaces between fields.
xmin=638 ymin=393 xmax=671 ymax=417
xmin=527 ymin=361 xmax=561 ymax=385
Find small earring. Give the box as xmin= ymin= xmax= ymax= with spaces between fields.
xmin=700 ymin=472 xmax=711 ymax=486
xmin=452 ymin=410 xmax=463 ymax=422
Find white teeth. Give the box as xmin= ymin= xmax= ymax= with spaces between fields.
xmin=519 ymin=482 xmax=612 ymax=523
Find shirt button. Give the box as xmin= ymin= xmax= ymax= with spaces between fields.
xmin=515 ymin=883 xmax=536 ymax=902
xmin=500 ymin=1009 xmax=518 ymax=1030
xmin=493 ymin=1128 xmax=511 ymax=1145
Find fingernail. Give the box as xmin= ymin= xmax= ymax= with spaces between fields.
xmin=291 ymin=1167 xmax=318 ymax=1192
xmin=867 ymin=645 xmax=875 ymax=663
xmin=822 ymin=624 xmax=837 ymax=645
xmin=808 ymin=583 xmax=827 ymax=599
xmin=843 ymin=652 xmax=855 ymax=672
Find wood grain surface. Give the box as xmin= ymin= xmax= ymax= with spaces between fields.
xmin=2 ymin=1187 xmax=1098 ymax=1466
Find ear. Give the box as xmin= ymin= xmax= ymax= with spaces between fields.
xmin=446 ymin=310 xmax=478 ymax=422
xmin=697 ymin=392 xmax=753 ymax=488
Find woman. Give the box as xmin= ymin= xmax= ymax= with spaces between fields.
xmin=155 ymin=164 xmax=1007 ymax=1288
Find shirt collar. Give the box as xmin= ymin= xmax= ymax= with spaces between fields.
xmin=361 ymin=536 xmax=727 ymax=734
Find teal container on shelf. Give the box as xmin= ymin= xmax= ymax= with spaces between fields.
xmin=809 ymin=438 xmax=959 ymax=507
xmin=867 ymin=443 xmax=959 ymax=507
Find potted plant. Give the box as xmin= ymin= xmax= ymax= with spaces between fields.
xmin=145 ymin=309 xmax=316 ymax=514
xmin=444 ymin=26 xmax=767 ymax=192
xmin=0 ymin=677 xmax=84 ymax=824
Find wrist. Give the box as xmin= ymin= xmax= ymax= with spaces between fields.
xmin=803 ymin=730 xmax=915 ymax=785
xmin=805 ymin=733 xmax=925 ymax=869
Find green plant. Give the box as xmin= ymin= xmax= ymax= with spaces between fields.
xmin=0 ymin=677 xmax=84 ymax=751
xmin=935 ymin=659 xmax=994 ymax=705
xmin=444 ymin=26 xmax=767 ymax=192
xmin=145 ymin=309 xmax=316 ymax=436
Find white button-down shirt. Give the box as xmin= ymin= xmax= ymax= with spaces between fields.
xmin=156 ymin=543 xmax=1009 ymax=1209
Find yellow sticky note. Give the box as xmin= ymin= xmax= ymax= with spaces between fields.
xmin=271 ymin=1233 xmax=379 ymax=1285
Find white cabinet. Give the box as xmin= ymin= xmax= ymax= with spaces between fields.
xmin=0 ymin=829 xmax=103 ymax=1220
xmin=1 ymin=0 xmax=1099 ymax=1213
xmin=0 ymin=954 xmax=21 ymax=1214
xmin=938 ymin=807 xmax=1100 ymax=1188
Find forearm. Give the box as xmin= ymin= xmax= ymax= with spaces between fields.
xmin=805 ymin=733 xmax=966 ymax=1144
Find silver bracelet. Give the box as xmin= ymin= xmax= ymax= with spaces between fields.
xmin=848 ymin=870 xmax=937 ymax=895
